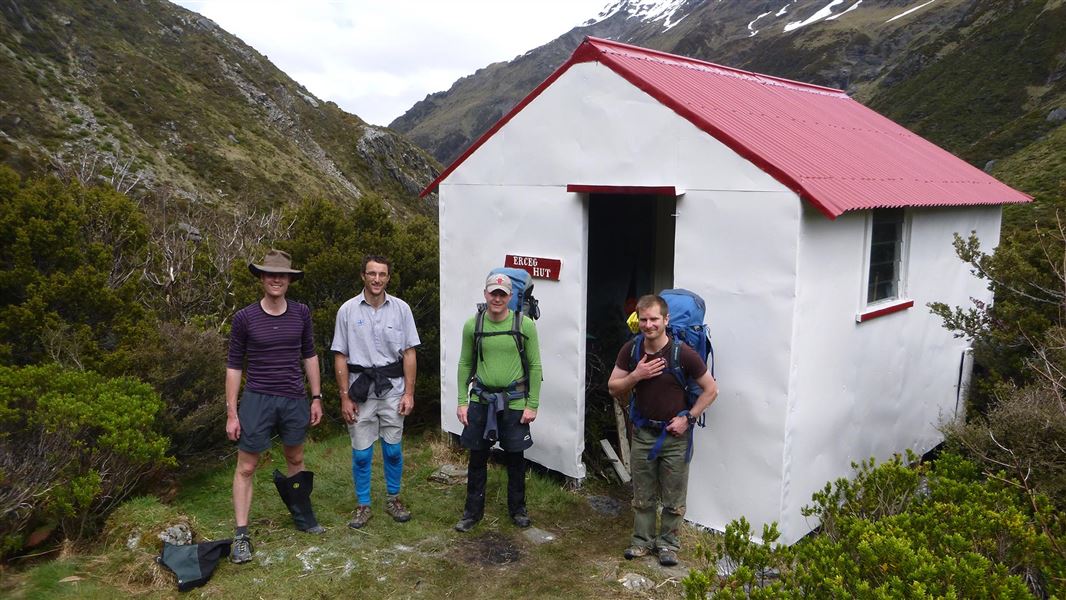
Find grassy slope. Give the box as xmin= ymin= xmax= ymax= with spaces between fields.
xmin=3 ymin=430 xmax=703 ymax=599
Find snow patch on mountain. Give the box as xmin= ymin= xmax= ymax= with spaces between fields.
xmin=826 ymin=0 xmax=862 ymax=21
xmin=748 ymin=11 xmax=774 ymax=37
xmin=784 ymin=0 xmax=845 ymax=32
xmin=887 ymin=0 xmax=939 ymax=23
xmin=585 ymin=0 xmax=694 ymax=30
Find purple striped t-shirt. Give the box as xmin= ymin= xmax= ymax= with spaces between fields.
xmin=227 ymin=300 xmax=316 ymax=400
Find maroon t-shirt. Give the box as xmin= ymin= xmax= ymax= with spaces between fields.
xmin=227 ymin=300 xmax=316 ymax=400
xmin=615 ymin=336 xmax=707 ymax=421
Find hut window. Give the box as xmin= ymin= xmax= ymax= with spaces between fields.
xmin=866 ymin=208 xmax=908 ymax=304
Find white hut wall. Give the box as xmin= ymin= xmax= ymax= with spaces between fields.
xmin=438 ymin=183 xmax=588 ymax=478
xmin=673 ymin=188 xmax=802 ymax=541
xmin=781 ymin=203 xmax=1003 ymax=543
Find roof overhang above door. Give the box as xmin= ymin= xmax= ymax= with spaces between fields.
xmin=566 ymin=184 xmax=684 ymax=196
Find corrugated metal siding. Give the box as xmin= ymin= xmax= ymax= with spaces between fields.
xmin=590 ymin=38 xmax=1030 ymax=218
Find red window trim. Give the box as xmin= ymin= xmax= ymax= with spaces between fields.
xmin=857 ymin=299 xmax=914 ymax=323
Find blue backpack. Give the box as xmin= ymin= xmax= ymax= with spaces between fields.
xmin=627 ymin=289 xmax=715 ymax=462
xmin=488 ymin=267 xmax=539 ymax=318
xmin=660 ymin=287 xmax=714 ymax=388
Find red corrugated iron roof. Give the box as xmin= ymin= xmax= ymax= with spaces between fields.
xmin=421 ymin=37 xmax=1031 ymax=219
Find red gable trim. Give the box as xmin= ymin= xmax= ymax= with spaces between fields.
xmin=567 ymin=184 xmax=678 ymax=195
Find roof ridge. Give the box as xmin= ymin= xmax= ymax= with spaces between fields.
xmin=584 ymin=36 xmax=848 ymax=96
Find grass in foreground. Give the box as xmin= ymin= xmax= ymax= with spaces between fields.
xmin=3 ymin=429 xmax=713 ymax=599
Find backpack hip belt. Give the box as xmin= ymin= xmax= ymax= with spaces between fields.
xmin=470 ymin=378 xmax=529 ymax=403
xmin=631 ymin=406 xmax=695 ymax=463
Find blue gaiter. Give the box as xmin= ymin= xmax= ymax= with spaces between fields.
xmin=352 ymin=446 xmax=374 ymax=505
xmin=381 ymin=439 xmax=403 ymax=496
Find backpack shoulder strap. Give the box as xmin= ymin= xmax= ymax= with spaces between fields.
xmin=669 ymin=336 xmax=686 ymax=387
xmin=513 ymin=310 xmax=529 ymax=387
xmin=469 ymin=308 xmax=486 ymax=384
xmin=627 ymin=334 xmax=644 ymax=371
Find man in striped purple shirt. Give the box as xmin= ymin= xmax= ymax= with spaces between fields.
xmin=225 ymin=249 xmax=324 ymax=565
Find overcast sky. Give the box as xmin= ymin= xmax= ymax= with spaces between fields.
xmin=172 ymin=0 xmax=609 ymax=126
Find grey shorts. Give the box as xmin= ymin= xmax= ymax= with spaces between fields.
xmin=347 ymin=395 xmax=405 ymax=450
xmin=237 ymin=390 xmax=310 ymax=453
xmin=460 ymin=401 xmax=533 ymax=452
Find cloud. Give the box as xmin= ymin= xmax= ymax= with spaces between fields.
xmin=174 ymin=0 xmax=605 ymax=125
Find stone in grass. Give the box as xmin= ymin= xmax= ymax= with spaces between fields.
xmin=619 ymin=572 xmax=653 ymax=590
xmin=159 ymin=523 xmax=193 ymax=546
xmin=428 ymin=463 xmax=467 ymax=485
xmin=521 ymin=527 xmax=555 ymax=545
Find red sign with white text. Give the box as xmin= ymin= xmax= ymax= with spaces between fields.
xmin=505 ymin=255 xmax=561 ymax=281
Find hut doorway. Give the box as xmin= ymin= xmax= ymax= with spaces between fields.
xmin=584 ymin=191 xmax=676 ymax=472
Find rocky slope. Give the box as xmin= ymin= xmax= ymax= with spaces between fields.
xmin=0 ymin=0 xmax=439 ymax=215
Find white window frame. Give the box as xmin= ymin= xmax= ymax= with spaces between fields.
xmin=857 ymin=208 xmax=913 ymax=322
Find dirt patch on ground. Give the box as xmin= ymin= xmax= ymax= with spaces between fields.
xmin=454 ymin=532 xmax=523 ymax=566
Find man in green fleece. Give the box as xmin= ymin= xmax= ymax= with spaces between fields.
xmin=454 ymin=272 xmax=542 ymax=532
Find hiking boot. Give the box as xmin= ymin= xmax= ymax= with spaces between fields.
xmin=303 ymin=524 xmax=325 ymax=535
xmin=230 ymin=534 xmax=254 ymax=564
xmin=347 ymin=504 xmax=372 ymax=529
xmin=657 ymin=548 xmax=679 ymax=566
xmin=511 ymin=510 xmax=532 ymax=528
xmin=623 ymin=545 xmax=651 ymax=560
xmin=453 ymin=516 xmax=480 ymax=533
xmin=385 ymin=497 xmax=412 ymax=523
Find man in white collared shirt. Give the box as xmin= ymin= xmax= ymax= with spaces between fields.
xmin=332 ymin=255 xmax=420 ymax=529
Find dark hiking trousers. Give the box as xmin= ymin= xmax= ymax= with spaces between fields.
xmin=463 ymin=449 xmax=527 ymax=520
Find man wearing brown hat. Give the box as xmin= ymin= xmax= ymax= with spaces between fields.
xmin=225 ymin=249 xmax=324 ymax=565
xmin=453 ymin=272 xmax=542 ymax=532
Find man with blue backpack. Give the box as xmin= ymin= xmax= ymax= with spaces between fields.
xmin=608 ymin=293 xmax=718 ymax=566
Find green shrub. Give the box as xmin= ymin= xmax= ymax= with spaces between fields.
xmin=943 ymin=376 xmax=1066 ymax=509
xmin=122 ymin=322 xmax=229 ymax=466
xmin=0 ymin=166 xmax=149 ymax=371
xmin=0 ymin=364 xmax=174 ymax=559
xmin=685 ymin=453 xmax=1064 ymax=598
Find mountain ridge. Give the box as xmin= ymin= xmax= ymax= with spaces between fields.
xmin=0 ymin=0 xmax=439 ymax=216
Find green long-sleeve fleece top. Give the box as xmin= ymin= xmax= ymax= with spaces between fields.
xmin=457 ymin=310 xmax=542 ymax=410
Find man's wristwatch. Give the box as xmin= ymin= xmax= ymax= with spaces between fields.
xmin=311 ymin=393 xmax=322 ymax=401
xmin=686 ymin=414 xmax=697 ymax=425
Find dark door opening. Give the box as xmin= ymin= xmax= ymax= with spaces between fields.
xmin=584 ymin=193 xmax=676 ymax=469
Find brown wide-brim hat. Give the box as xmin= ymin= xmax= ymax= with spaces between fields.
xmin=249 ymin=249 xmax=304 ymax=280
